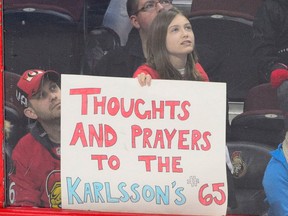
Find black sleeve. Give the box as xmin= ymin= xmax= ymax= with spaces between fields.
xmin=195 ymin=44 xmax=223 ymax=82
xmin=93 ymin=52 xmax=110 ymax=76
xmin=92 ymin=47 xmax=132 ymax=77
xmin=252 ymin=0 xmax=285 ymax=83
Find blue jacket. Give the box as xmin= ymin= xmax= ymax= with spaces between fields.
xmin=263 ymin=143 xmax=288 ymax=216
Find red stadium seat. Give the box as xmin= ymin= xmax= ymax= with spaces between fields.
xmin=191 ymin=0 xmax=263 ymax=21
xmin=4 ymin=71 xmax=29 ymax=157
xmin=227 ymin=141 xmax=272 ymax=215
xmin=4 ymin=1 xmax=83 ymax=75
xmin=189 ymin=0 xmax=263 ymax=101
xmin=231 ymin=83 xmax=285 ymax=147
xmin=81 ymin=26 xmax=121 ymax=75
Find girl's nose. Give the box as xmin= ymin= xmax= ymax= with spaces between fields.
xmin=182 ymin=29 xmax=188 ymax=37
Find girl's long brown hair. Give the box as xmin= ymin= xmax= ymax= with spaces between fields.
xmin=146 ymin=7 xmax=204 ymax=81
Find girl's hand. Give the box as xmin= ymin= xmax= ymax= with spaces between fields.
xmin=137 ymin=73 xmax=152 ymax=87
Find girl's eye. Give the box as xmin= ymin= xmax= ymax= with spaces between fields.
xmin=171 ymin=27 xmax=179 ymax=32
xmin=185 ymin=25 xmax=192 ymax=31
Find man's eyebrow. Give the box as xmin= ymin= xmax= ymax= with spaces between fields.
xmin=32 ymin=90 xmax=42 ymax=97
xmin=31 ymin=86 xmax=47 ymax=98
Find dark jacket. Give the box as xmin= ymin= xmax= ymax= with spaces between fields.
xmin=93 ymin=28 xmax=222 ymax=79
xmin=93 ymin=28 xmax=145 ymax=77
xmin=252 ymin=0 xmax=288 ymax=83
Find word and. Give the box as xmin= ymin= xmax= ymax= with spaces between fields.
xmin=70 ymin=123 xmax=212 ymax=151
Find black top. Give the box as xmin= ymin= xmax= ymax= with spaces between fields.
xmin=252 ymin=0 xmax=288 ymax=83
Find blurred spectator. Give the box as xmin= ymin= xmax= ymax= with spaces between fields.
xmin=263 ymin=134 xmax=288 ymax=216
xmin=252 ymin=0 xmax=288 ymax=84
xmin=253 ymin=1 xmax=288 ymax=214
xmin=95 ymin=0 xmax=221 ymax=80
xmin=102 ymin=0 xmax=132 ymax=45
xmin=93 ymin=0 xmax=174 ymax=77
xmin=8 ymin=69 xmax=61 ymax=208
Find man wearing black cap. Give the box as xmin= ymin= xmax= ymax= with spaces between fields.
xmin=8 ymin=69 xmax=61 ymax=208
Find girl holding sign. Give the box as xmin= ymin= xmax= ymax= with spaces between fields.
xmin=133 ymin=7 xmax=237 ymax=211
xmin=133 ymin=7 xmax=209 ymax=85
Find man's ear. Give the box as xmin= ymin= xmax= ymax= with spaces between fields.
xmin=130 ymin=15 xmax=141 ymax=29
xmin=24 ymin=107 xmax=38 ymax=120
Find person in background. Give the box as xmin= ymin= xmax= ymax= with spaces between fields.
xmin=262 ymin=66 xmax=288 ymax=216
xmin=253 ymin=3 xmax=288 ymax=213
xmin=252 ymin=0 xmax=288 ymax=134
xmin=102 ymin=0 xmax=132 ymax=46
xmin=93 ymin=0 xmax=174 ymax=77
xmin=263 ymin=131 xmax=288 ymax=215
xmin=252 ymin=0 xmax=288 ymax=85
xmin=93 ymin=0 xmax=221 ymax=82
xmin=263 ymin=77 xmax=288 ymax=216
xmin=8 ymin=69 xmax=61 ymax=208
xmin=133 ymin=7 xmax=237 ymax=210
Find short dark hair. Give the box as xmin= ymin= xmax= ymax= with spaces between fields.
xmin=126 ymin=0 xmax=139 ymax=17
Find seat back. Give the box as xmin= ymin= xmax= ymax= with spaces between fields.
xmin=190 ymin=0 xmax=264 ymax=101
xmin=4 ymin=4 xmax=83 ymax=75
xmin=4 ymin=0 xmax=84 ymax=22
xmin=231 ymin=84 xmax=285 ymax=146
xmin=227 ymin=141 xmax=271 ymax=215
xmin=4 ymin=71 xmax=29 ymax=170
xmin=244 ymin=83 xmax=280 ymax=111
xmin=4 ymin=72 xmax=24 ymax=122
xmin=89 ymin=26 xmax=121 ymax=55
xmin=191 ymin=0 xmax=264 ymax=21
xmin=81 ymin=26 xmax=121 ymax=75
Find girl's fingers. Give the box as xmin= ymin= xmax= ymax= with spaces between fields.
xmin=137 ymin=73 xmax=151 ymax=87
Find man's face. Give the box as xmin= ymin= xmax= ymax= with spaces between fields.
xmin=131 ymin=0 xmax=173 ymax=33
xmin=27 ymin=79 xmax=61 ymax=121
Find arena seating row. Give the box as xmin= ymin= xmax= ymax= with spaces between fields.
xmin=226 ymin=84 xmax=284 ymax=215
xmin=189 ymin=1 xmax=283 ymax=215
xmin=3 ymin=0 xmax=284 ymax=215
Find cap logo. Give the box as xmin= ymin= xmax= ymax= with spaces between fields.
xmin=231 ymin=151 xmax=247 ymax=178
xmin=15 ymin=88 xmax=28 ymax=107
xmin=24 ymin=70 xmax=44 ymax=82
xmin=16 ymin=69 xmax=59 ymax=108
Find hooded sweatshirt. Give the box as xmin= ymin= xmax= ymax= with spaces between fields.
xmin=263 ymin=136 xmax=288 ymax=216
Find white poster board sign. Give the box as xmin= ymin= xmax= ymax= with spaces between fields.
xmin=61 ymin=75 xmax=227 ymax=216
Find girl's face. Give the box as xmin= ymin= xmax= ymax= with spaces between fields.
xmin=166 ymin=14 xmax=194 ymax=58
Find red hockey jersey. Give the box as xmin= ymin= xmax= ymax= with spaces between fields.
xmin=8 ymin=123 xmax=61 ymax=208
